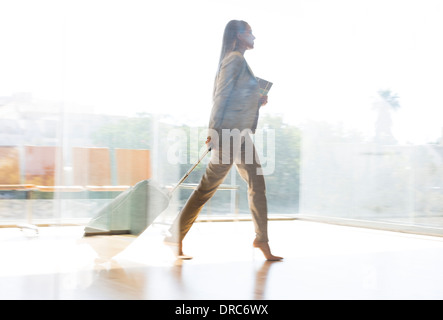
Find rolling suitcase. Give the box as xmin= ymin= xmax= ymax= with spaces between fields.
xmin=84 ymin=148 xmax=210 ymax=236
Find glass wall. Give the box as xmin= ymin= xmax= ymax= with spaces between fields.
xmin=0 ymin=0 xmax=442 ymax=235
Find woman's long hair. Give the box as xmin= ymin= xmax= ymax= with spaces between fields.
xmin=217 ymin=20 xmax=248 ymax=71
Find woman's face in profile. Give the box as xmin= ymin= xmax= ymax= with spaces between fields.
xmin=238 ymin=25 xmax=255 ymax=50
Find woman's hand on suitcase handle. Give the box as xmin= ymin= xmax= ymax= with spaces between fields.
xmin=205 ymin=136 xmax=213 ymax=151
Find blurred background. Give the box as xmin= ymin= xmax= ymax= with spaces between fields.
xmin=1 ymin=0 xmax=442 ymax=234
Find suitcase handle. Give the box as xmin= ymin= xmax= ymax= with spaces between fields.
xmin=168 ymin=146 xmax=211 ymax=196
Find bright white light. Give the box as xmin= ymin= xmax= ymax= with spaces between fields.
xmin=1 ymin=0 xmax=442 ymax=143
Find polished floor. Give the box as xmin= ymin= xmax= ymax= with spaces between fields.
xmin=1 ymin=219 xmax=443 ymax=299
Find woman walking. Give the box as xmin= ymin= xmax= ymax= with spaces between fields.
xmin=165 ymin=20 xmax=282 ymax=261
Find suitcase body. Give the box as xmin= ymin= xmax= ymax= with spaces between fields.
xmin=84 ymin=179 xmax=169 ymax=236
xmin=84 ymin=148 xmax=210 ymax=236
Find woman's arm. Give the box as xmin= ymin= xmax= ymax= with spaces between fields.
xmin=208 ymin=53 xmax=244 ymax=131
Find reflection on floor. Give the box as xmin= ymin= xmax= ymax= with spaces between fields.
xmin=1 ymin=220 xmax=443 ymax=299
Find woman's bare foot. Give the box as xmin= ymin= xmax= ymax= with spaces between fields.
xmin=253 ymin=240 xmax=283 ymax=261
xmin=164 ymin=237 xmax=193 ymax=260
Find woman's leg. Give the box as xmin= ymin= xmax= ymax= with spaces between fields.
xmin=235 ymin=138 xmax=282 ymax=261
xmin=235 ymin=143 xmax=268 ymax=243
xmin=168 ymin=161 xmax=232 ymax=243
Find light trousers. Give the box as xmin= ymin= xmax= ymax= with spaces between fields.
xmin=169 ymin=133 xmax=269 ymax=243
